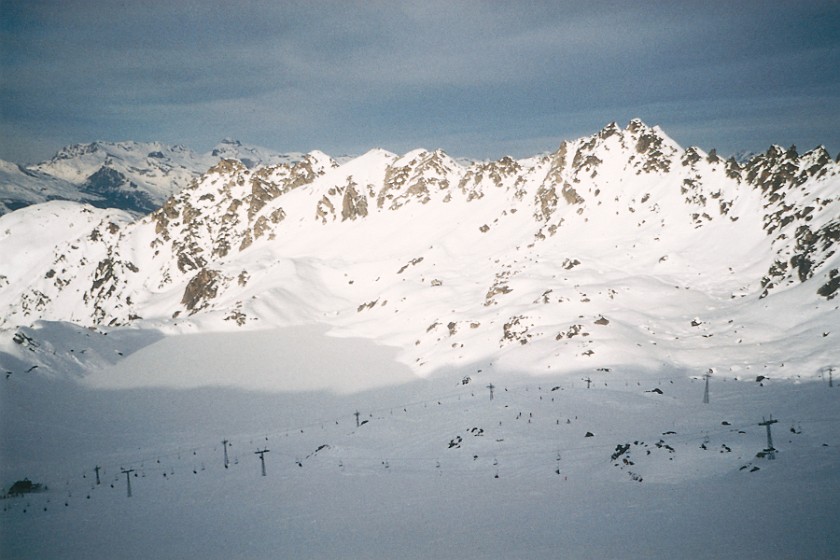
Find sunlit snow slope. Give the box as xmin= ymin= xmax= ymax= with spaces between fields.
xmin=1 ymin=120 xmax=837 ymax=382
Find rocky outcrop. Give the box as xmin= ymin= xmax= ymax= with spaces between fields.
xmin=378 ymin=150 xmax=459 ymax=210
xmin=742 ymin=144 xmax=840 ymax=298
xmin=341 ymin=179 xmax=369 ymax=221
xmin=181 ymin=268 xmax=225 ymax=314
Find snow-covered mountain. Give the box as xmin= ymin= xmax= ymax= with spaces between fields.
xmin=209 ymin=138 xmax=308 ymax=169
xmin=2 ymin=119 xmax=839 ymax=560
xmin=0 ymin=160 xmax=86 ymax=213
xmin=0 ymin=139 xmax=305 ymax=216
xmin=1 ymin=119 xmax=837 ymax=380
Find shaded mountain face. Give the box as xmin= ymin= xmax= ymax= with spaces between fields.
xmin=0 ymin=120 xmax=837 ymax=379
xmin=79 ymin=166 xmax=157 ymax=214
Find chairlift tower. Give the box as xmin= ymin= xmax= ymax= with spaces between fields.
xmin=759 ymin=415 xmax=778 ymax=460
xmin=255 ymin=448 xmax=270 ymax=476
xmin=121 ymin=468 xmax=135 ymax=497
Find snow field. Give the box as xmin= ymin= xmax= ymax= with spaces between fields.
xmin=2 ymin=327 xmax=839 ymax=559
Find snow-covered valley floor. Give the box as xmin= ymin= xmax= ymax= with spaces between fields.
xmin=2 ymin=326 xmax=838 ymax=559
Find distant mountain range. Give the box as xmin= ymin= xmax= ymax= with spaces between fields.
xmin=0 ymin=139 xmax=308 ymax=216
xmin=1 ymin=119 xmax=837 ymax=381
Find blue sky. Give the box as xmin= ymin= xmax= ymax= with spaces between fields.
xmin=2 ymin=0 xmax=839 ymax=163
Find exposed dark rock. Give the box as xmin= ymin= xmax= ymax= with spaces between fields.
xmin=7 ymin=478 xmax=45 ymax=496
xmin=818 ymin=268 xmax=839 ymax=299
xmin=341 ymin=179 xmax=369 ymax=221
xmin=181 ymin=269 xmax=224 ymax=314
xmin=81 ymin=166 xmax=156 ymax=214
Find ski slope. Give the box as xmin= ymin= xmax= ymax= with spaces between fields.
xmin=1 ymin=326 xmax=838 ymax=560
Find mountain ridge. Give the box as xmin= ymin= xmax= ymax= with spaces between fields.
xmin=1 ymin=119 xmax=837 ymax=381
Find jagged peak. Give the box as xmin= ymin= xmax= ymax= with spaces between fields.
xmin=555 ymin=120 xmax=681 ymax=177
xmin=206 ymin=158 xmax=248 ymax=175
xmin=750 ymin=144 xmax=832 ymax=170
xmin=680 ymin=146 xmax=724 ymax=166
xmin=801 ymin=145 xmax=832 ymax=164
xmin=625 ymin=118 xmax=650 ymax=134
xmin=680 ymin=146 xmax=705 ymax=167
xmin=755 ymin=143 xmax=837 ymax=167
xmin=568 ymin=119 xmax=681 ymax=158
xmin=597 ymin=121 xmax=622 ymax=139
xmin=550 ymin=139 xmax=570 ymax=157
xmin=760 ymin=145 xmax=790 ymax=160
xmin=623 ymin=119 xmax=677 ymax=144
xmin=494 ymin=154 xmax=519 ymax=166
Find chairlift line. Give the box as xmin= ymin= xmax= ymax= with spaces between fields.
xmin=17 ymin=373 xmax=840 ymax=506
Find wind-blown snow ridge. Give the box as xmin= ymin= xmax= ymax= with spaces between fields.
xmin=1 ymin=119 xmax=838 ymax=381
